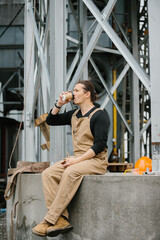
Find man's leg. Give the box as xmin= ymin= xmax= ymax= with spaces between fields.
xmin=41 ymin=160 xmax=68 ymax=219
xmin=45 ymin=158 xmax=107 ymax=225
xmin=33 ymin=158 xmax=107 ymax=237
xmin=32 ymin=160 xmax=68 ymax=237
xmin=46 ymin=158 xmax=107 ymax=237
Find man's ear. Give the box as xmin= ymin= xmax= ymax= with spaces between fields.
xmin=85 ymin=91 xmax=91 ymax=99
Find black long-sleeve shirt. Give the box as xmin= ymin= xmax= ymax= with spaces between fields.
xmin=46 ymin=106 xmax=109 ymax=155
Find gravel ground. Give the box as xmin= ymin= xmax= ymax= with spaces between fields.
xmin=0 ymin=212 xmax=7 ymax=240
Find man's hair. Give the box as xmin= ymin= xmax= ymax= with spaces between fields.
xmin=76 ymin=80 xmax=97 ymax=102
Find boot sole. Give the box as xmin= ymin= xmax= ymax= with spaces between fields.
xmin=32 ymin=228 xmax=47 ymax=237
xmin=47 ymin=225 xmax=73 ymax=237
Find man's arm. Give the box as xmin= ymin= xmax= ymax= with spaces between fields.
xmin=90 ymin=110 xmax=109 ymax=154
xmin=50 ymin=90 xmax=72 ymax=116
xmin=62 ymin=148 xmax=95 ymax=168
xmin=51 ymin=103 xmax=62 ymax=115
xmin=46 ymin=91 xmax=75 ymax=126
xmin=46 ymin=109 xmax=75 ymax=126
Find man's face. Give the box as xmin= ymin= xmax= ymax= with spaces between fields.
xmin=73 ymin=83 xmax=89 ymax=105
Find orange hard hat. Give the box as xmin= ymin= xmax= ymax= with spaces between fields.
xmin=134 ymin=156 xmax=152 ymax=175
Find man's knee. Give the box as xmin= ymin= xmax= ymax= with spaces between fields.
xmin=63 ymin=166 xmax=79 ymax=178
xmin=42 ymin=161 xmax=64 ymax=180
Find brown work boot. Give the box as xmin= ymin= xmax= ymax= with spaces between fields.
xmin=32 ymin=219 xmax=52 ymax=237
xmin=47 ymin=216 xmax=73 ymax=237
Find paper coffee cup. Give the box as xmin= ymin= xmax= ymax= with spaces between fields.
xmin=62 ymin=92 xmax=73 ymax=101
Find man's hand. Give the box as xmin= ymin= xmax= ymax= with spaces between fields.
xmin=61 ymin=156 xmax=80 ymax=168
xmin=57 ymin=91 xmax=72 ymax=107
xmin=51 ymin=91 xmax=72 ymax=115
xmin=61 ymin=149 xmax=96 ymax=168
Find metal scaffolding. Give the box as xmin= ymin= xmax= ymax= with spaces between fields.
xmin=1 ymin=0 xmax=159 ymax=171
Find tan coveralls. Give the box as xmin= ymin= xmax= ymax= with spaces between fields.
xmin=42 ymin=108 xmax=108 ymax=224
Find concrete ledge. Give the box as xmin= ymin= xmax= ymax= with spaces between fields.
xmin=7 ymin=173 xmax=160 ymax=240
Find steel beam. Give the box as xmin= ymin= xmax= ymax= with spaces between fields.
xmin=88 ymin=19 xmax=97 ymax=35
xmin=148 ymin=0 xmax=160 ymax=172
xmin=0 ymin=83 xmax=3 ymax=116
xmin=68 ymin=0 xmax=81 ymax=33
xmin=66 ymin=50 xmax=80 ymax=84
xmin=68 ymin=0 xmax=117 ymax=90
xmin=66 ymin=35 xmax=79 ymax=45
xmin=130 ymin=0 xmax=140 ymax=164
xmin=83 ymin=0 xmax=151 ymax=94
xmin=32 ymin=60 xmax=42 ymax=118
xmin=94 ymin=46 xmax=121 ymax=55
xmin=50 ymin=0 xmax=66 ymax=163
xmin=0 ymin=102 xmax=22 ymax=104
xmin=24 ymin=0 xmax=35 ymax=162
xmin=39 ymin=7 xmax=50 ymax=116
xmin=1 ymin=72 xmax=17 ymax=92
xmin=29 ymin=5 xmax=50 ymax=92
xmin=140 ymin=118 xmax=151 ymax=136
xmin=32 ymin=9 xmax=50 ymax=118
xmin=101 ymin=64 xmax=130 ymax=109
xmin=79 ymin=1 xmax=88 ymax=79
xmin=112 ymin=12 xmax=131 ymax=47
xmin=90 ymin=57 xmax=133 ymax=136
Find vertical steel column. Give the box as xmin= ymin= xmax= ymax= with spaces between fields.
xmin=148 ymin=0 xmax=160 ymax=172
xmin=50 ymin=0 xmax=66 ymax=163
xmin=0 ymin=83 xmax=3 ymax=117
xmin=79 ymin=2 xmax=88 ymax=80
xmin=130 ymin=0 xmax=140 ymax=164
xmin=24 ymin=0 xmax=35 ymax=162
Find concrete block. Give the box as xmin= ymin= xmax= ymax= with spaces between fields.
xmin=6 ymin=174 xmax=47 ymax=240
xmin=6 ymin=173 xmax=160 ymax=240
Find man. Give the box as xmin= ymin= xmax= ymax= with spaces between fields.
xmin=32 ymin=80 xmax=109 ymax=237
